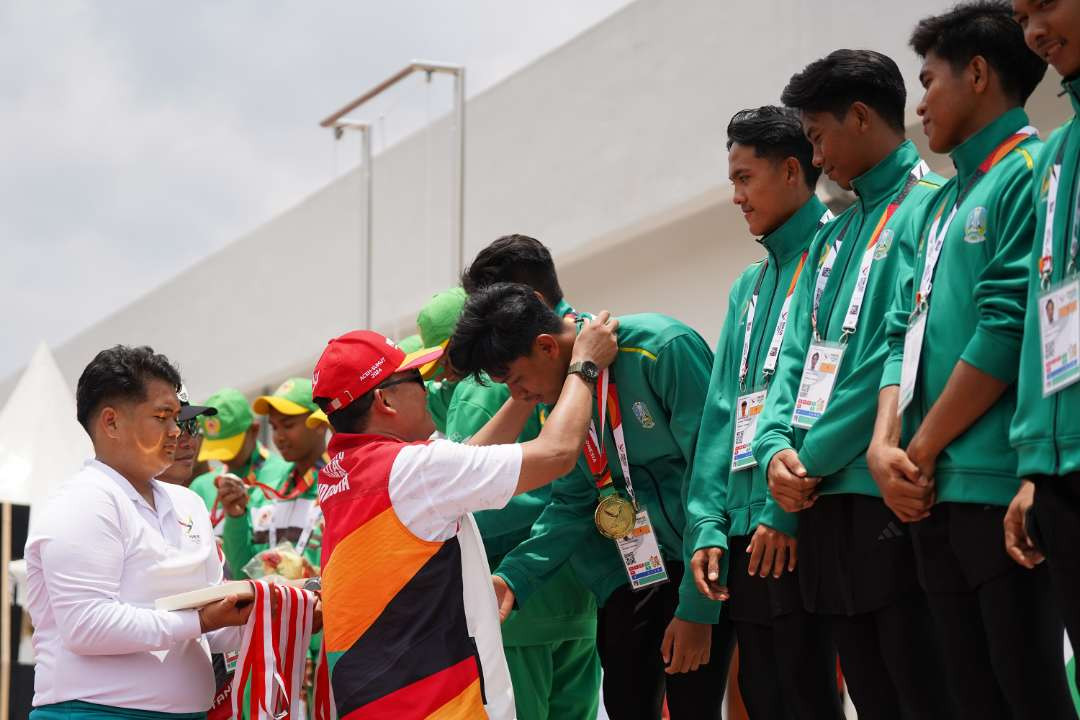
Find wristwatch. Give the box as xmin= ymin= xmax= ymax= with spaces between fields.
xmin=568 ymin=360 xmax=600 ymax=385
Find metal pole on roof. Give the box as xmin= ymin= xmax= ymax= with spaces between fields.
xmin=450 ymin=67 xmax=466 ymax=283
xmin=361 ymin=127 xmax=373 ymax=327
xmin=328 ymin=121 xmax=373 ymax=327
xmin=321 ymin=61 xmax=465 ymax=303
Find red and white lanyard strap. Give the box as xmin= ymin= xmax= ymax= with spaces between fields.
xmin=811 ymin=161 xmax=929 ymax=341
xmin=210 ymin=467 xmax=256 ymax=528
xmin=1039 ymin=124 xmax=1079 ymax=287
xmin=740 ymin=210 xmax=833 ymax=388
xmin=916 ymin=127 xmax=1038 ymax=312
xmin=762 ymin=252 xmax=809 ymax=379
xmin=811 ymin=217 xmax=854 ymax=340
xmin=737 ymin=261 xmax=770 ymax=389
xmin=209 ymin=450 xmax=270 ymax=527
xmin=232 ymin=581 xmax=318 ymax=720
xmin=738 ymin=252 xmax=811 ymax=389
xmin=583 ymin=369 xmax=637 ymax=507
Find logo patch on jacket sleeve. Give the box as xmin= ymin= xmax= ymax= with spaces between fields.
xmin=632 ymin=401 xmax=656 ymax=429
xmin=964 ymin=206 xmax=988 ymax=244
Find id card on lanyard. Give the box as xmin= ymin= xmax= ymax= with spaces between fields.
xmin=732 ymin=248 xmax=812 ymax=469
xmin=898 ymin=128 xmax=1038 ymax=412
xmin=790 ymin=167 xmax=924 ymax=427
xmin=792 ymin=163 xmax=929 ymax=428
xmin=1037 ymin=126 xmax=1080 ymax=396
xmin=584 ymin=368 xmax=669 ymax=589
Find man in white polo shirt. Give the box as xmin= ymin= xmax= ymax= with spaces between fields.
xmin=25 ymin=345 xmax=250 ymax=720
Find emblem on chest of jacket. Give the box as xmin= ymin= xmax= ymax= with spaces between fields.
xmin=632 ymin=401 xmax=655 ymax=429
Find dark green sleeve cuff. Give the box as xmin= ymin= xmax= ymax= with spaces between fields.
xmin=494 ymin=562 xmax=538 ymax=607
xmin=751 ymin=434 xmax=793 ymax=478
xmin=687 ymin=519 xmax=729 ymax=557
xmin=757 ymin=500 xmax=799 ymax=537
xmin=961 ymin=327 xmax=1022 ymax=384
xmin=675 ymin=581 xmax=723 ymax=624
xmin=880 ymin=356 xmax=902 ymax=390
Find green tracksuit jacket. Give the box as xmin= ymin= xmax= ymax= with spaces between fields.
xmin=752 ymin=140 xmax=944 ymax=497
xmin=189 ymin=444 xmax=321 ymax=577
xmin=495 ymin=313 xmax=723 ymax=624
xmin=1011 ymin=76 xmax=1080 ymax=479
xmin=885 ymin=108 xmax=1041 ymax=506
xmin=686 ymin=196 xmax=829 ymax=558
xmin=445 ymin=374 xmax=598 ymax=646
xmin=426 ymin=378 xmax=458 ymax=436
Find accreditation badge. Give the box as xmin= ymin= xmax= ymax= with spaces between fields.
xmin=1039 ymin=278 xmax=1080 ymax=396
xmin=898 ymin=309 xmax=928 ymax=414
xmin=615 ymin=508 xmax=669 ymax=590
xmin=731 ymin=389 xmax=767 ymax=471
xmin=792 ymin=341 xmax=845 ymax=429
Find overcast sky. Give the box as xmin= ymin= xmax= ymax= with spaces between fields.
xmin=0 ymin=0 xmax=630 ymax=381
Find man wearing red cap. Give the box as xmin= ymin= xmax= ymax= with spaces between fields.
xmin=312 ymin=319 xmax=617 ymax=720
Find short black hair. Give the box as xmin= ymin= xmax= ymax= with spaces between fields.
xmin=76 ymin=345 xmax=182 ymax=432
xmin=727 ymin=105 xmax=822 ymax=189
xmin=910 ymin=1 xmax=1046 ymax=105
xmin=316 ymin=393 xmax=374 ymax=434
xmin=447 ymin=282 xmax=563 ymax=381
xmin=461 ymin=235 xmax=564 ymax=306
xmin=781 ymin=49 xmax=908 ymax=132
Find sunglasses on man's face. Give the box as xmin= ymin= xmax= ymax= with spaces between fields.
xmin=377 ymin=370 xmax=426 ymax=393
xmin=177 ymin=417 xmax=203 ymax=437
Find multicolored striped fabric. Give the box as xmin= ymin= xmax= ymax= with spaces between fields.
xmin=319 ymin=433 xmax=487 ymax=719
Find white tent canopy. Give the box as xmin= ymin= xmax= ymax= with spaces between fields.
xmin=0 ymin=342 xmax=92 ymax=522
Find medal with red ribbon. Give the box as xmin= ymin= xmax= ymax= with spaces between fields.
xmin=584 ymin=369 xmax=637 ymax=539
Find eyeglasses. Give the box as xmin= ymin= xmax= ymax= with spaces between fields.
xmin=376 ymin=370 xmax=426 ymax=393
xmin=177 ymin=417 xmax=203 ymax=437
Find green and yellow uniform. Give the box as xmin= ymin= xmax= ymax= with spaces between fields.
xmin=886 ymin=109 xmax=1041 ymax=505
xmin=1010 ymin=76 xmax=1080 ymax=705
xmin=753 ymin=140 xmax=944 ymax=502
xmin=686 ymin=195 xmax=830 ymax=561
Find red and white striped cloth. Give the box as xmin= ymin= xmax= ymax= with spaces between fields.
xmin=230 ymin=580 xmax=333 ymax=720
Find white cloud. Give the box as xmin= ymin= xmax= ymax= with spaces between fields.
xmin=0 ymin=0 xmax=631 ymax=380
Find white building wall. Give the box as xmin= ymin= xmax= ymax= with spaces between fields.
xmin=4 ymin=0 xmax=1073 ymax=403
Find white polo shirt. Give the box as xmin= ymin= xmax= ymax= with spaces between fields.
xmin=25 ymin=459 xmax=241 ymax=712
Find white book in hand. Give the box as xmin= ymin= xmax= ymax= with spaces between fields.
xmin=155 ymin=578 xmax=309 ymax=612
xmin=155 ymin=581 xmax=254 ymax=611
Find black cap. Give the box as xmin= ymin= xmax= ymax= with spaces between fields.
xmin=177 ymin=384 xmax=218 ymax=422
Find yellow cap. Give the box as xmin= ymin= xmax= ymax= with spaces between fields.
xmin=418 ymin=340 xmax=449 ymax=379
xmin=252 ymin=378 xmax=319 ymax=416
xmin=305 ymin=409 xmax=330 ymax=430
xmin=198 ymin=430 xmax=247 ymax=462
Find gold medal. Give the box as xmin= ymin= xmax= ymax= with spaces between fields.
xmin=594 ymin=494 xmax=636 ymax=539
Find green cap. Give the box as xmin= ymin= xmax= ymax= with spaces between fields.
xmin=397 ymin=334 xmax=424 ymax=354
xmin=198 ymin=388 xmax=255 ymax=461
xmin=252 ymin=377 xmax=319 ymax=416
xmin=417 ymin=287 xmax=466 ymax=348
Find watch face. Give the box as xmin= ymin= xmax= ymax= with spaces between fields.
xmin=582 ymin=361 xmax=600 ymax=381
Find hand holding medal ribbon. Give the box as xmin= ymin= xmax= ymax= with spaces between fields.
xmin=230 ymin=579 xmax=329 ymax=720
xmin=210 ymin=468 xmax=316 ymax=526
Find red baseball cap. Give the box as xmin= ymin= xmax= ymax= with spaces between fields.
xmin=312 ymin=330 xmax=444 ymax=411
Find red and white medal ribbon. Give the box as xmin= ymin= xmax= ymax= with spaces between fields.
xmin=231 ymin=581 xmax=321 ymax=720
